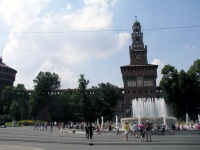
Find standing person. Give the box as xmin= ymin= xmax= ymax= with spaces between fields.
xmin=171 ymin=123 xmax=176 ymax=131
xmin=50 ymin=122 xmax=53 ymax=132
xmin=96 ymin=124 xmax=99 ymax=134
xmin=186 ymin=123 xmax=190 ymax=130
xmin=45 ymin=122 xmax=48 ymax=131
xmin=132 ymin=122 xmax=138 ymax=138
xmin=161 ymin=122 xmax=166 ymax=134
xmin=124 ymin=122 xmax=130 ymax=140
xmin=154 ymin=122 xmax=159 ymax=134
xmin=116 ymin=124 xmax=119 ymax=134
xmin=140 ymin=126 xmax=145 ymax=142
xmin=34 ymin=122 xmax=38 ymax=130
xmin=108 ymin=123 xmax=112 ymax=131
xmin=88 ymin=123 xmax=94 ymax=139
xmin=62 ymin=123 xmax=65 ymax=132
xmin=145 ymin=120 xmax=152 ymax=142
xmin=85 ymin=122 xmax=89 ymax=139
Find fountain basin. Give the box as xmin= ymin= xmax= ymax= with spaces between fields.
xmin=121 ymin=117 xmax=177 ymax=129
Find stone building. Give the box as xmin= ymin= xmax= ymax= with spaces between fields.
xmin=0 ymin=57 xmax=17 ymax=94
xmin=120 ymin=18 xmax=161 ymax=117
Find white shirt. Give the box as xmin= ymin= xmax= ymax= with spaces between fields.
xmin=161 ymin=123 xmax=166 ymax=128
xmin=132 ymin=124 xmax=137 ymax=130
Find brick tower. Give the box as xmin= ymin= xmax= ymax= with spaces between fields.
xmin=120 ymin=18 xmax=158 ymax=117
xmin=0 ymin=57 xmax=17 ymax=94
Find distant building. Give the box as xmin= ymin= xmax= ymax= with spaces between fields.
xmin=0 ymin=57 xmax=17 ymax=94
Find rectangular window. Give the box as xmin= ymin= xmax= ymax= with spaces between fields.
xmin=127 ymin=81 xmax=136 ymax=87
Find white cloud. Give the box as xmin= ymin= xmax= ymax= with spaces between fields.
xmin=115 ymin=32 xmax=130 ymax=48
xmin=110 ymin=0 xmax=121 ymax=6
xmin=66 ymin=4 xmax=71 ymax=11
xmin=185 ymin=44 xmax=198 ymax=50
xmin=37 ymin=60 xmax=77 ymax=88
xmin=151 ymin=59 xmax=165 ymax=86
xmin=0 ymin=0 xmax=127 ymax=89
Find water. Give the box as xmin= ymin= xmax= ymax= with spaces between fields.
xmin=132 ymin=98 xmax=172 ymax=118
xmin=186 ymin=113 xmax=190 ymax=124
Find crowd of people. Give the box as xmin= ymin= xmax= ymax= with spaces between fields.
xmin=124 ymin=120 xmax=200 ymax=142
xmin=33 ymin=120 xmax=200 ymax=142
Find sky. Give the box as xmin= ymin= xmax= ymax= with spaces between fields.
xmin=0 ymin=0 xmax=200 ymax=90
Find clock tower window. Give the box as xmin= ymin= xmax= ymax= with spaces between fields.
xmin=136 ymin=37 xmax=140 ymax=43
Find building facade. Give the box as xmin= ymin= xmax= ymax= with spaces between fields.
xmin=0 ymin=57 xmax=17 ymax=94
xmin=120 ymin=19 xmax=159 ymax=117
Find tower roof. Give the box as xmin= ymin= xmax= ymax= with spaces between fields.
xmin=133 ymin=16 xmax=141 ymax=27
xmin=0 ymin=57 xmax=17 ymax=72
xmin=133 ymin=21 xmax=140 ymax=27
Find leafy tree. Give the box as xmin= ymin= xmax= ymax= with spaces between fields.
xmin=2 ymin=86 xmax=15 ymax=115
xmin=187 ymin=59 xmax=200 ymax=115
xmin=160 ymin=65 xmax=179 ymax=104
xmin=33 ymin=71 xmax=61 ymax=93
xmin=2 ymin=84 xmax=28 ymax=120
xmin=160 ymin=60 xmax=200 ymax=119
xmin=91 ymin=83 xmax=119 ymax=121
xmin=14 ymin=84 xmax=29 ymax=120
xmin=77 ymin=74 xmax=90 ymax=121
xmin=49 ymin=89 xmax=82 ymax=122
xmin=29 ymin=71 xmax=61 ymax=119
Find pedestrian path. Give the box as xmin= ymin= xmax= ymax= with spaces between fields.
xmin=0 ymin=126 xmax=200 ymax=145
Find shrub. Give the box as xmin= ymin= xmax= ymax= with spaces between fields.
xmin=24 ymin=120 xmax=29 ymax=126
xmin=0 ymin=114 xmax=13 ymax=122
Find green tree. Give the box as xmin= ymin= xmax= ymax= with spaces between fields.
xmin=160 ymin=60 xmax=200 ymax=119
xmin=187 ymin=59 xmax=200 ymax=115
xmin=29 ymin=71 xmax=61 ymax=119
xmin=2 ymin=84 xmax=28 ymax=120
xmin=160 ymin=65 xmax=179 ymax=104
xmin=2 ymin=86 xmax=15 ymax=115
xmin=91 ymin=82 xmax=119 ymax=121
xmin=15 ymin=84 xmax=29 ymax=120
xmin=49 ymin=89 xmax=82 ymax=122
xmin=77 ymin=74 xmax=90 ymax=121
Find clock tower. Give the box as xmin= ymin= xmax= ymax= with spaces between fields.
xmin=120 ymin=17 xmax=158 ymax=117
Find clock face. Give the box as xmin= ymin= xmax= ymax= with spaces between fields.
xmin=135 ymin=53 xmax=142 ymax=60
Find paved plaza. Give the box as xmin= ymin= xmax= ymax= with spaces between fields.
xmin=0 ymin=126 xmax=200 ymax=149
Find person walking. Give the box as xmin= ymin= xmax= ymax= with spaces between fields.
xmin=132 ymin=122 xmax=138 ymax=138
xmin=154 ymin=122 xmax=159 ymax=134
xmin=62 ymin=123 xmax=65 ymax=132
xmin=88 ymin=123 xmax=94 ymax=139
xmin=50 ymin=122 xmax=53 ymax=132
xmin=45 ymin=122 xmax=47 ymax=131
xmin=124 ymin=122 xmax=130 ymax=140
xmin=85 ymin=122 xmax=89 ymax=139
xmin=145 ymin=120 xmax=152 ymax=142
xmin=140 ymin=126 xmax=145 ymax=142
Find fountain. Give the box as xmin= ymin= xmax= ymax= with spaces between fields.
xmin=115 ymin=115 xmax=118 ymax=126
xmin=121 ymin=98 xmax=176 ymax=127
xmin=101 ymin=116 xmax=104 ymax=128
xmin=186 ymin=113 xmax=190 ymax=124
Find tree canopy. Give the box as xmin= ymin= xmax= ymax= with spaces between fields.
xmin=160 ymin=59 xmax=200 ymax=119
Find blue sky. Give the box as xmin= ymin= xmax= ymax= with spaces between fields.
xmin=0 ymin=0 xmax=200 ymax=89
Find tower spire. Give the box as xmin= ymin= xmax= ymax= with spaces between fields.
xmin=135 ymin=16 xmax=137 ymax=21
